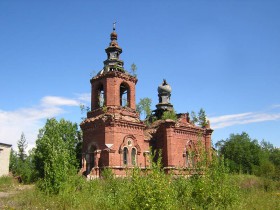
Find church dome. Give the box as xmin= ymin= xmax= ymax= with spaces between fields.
xmin=110 ymin=31 xmax=117 ymax=40
xmin=158 ymin=79 xmax=172 ymax=94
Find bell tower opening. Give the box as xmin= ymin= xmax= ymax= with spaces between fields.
xmin=97 ymin=84 xmax=105 ymax=107
xmin=120 ymin=82 xmax=130 ymax=107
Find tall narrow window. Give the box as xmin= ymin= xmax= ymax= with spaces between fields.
xmin=123 ymin=147 xmax=128 ymax=165
xmin=191 ymin=154 xmax=196 ymax=167
xmin=97 ymin=85 xmax=104 ymax=107
xmin=131 ymin=148 xmax=137 ymax=165
xmin=186 ymin=152 xmax=189 ymax=167
xmin=120 ymin=83 xmax=129 ymax=107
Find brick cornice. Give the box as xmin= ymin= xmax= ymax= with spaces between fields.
xmin=91 ymin=71 xmax=137 ymax=84
xmin=108 ymin=119 xmax=145 ymax=130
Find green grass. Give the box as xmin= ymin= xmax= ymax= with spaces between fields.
xmin=0 ymin=176 xmax=15 ymax=192
xmin=232 ymin=175 xmax=280 ymax=209
xmin=1 ymin=173 xmax=280 ymax=210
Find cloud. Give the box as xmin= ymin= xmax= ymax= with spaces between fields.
xmin=75 ymin=93 xmax=91 ymax=103
xmin=271 ymin=104 xmax=280 ymax=109
xmin=2 ymin=92 xmax=279 ymax=151
xmin=41 ymin=96 xmax=80 ymax=107
xmin=0 ymin=94 xmax=87 ymax=150
xmin=210 ymin=111 xmax=280 ymax=129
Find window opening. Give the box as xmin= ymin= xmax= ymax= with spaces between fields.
xmin=123 ymin=147 xmax=128 ymax=165
xmin=97 ymin=85 xmax=104 ymax=107
xmin=186 ymin=152 xmax=190 ymax=167
xmin=191 ymin=154 xmax=196 ymax=167
xmin=120 ymin=83 xmax=129 ymax=107
xmin=131 ymin=148 xmax=137 ymax=165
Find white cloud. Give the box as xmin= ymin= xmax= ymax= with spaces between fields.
xmin=2 ymin=93 xmax=278 ymax=150
xmin=271 ymin=104 xmax=280 ymax=109
xmin=41 ymin=96 xmax=80 ymax=107
xmin=210 ymin=111 xmax=280 ymax=129
xmin=0 ymin=94 xmax=87 ymax=150
xmin=75 ymin=93 xmax=91 ymax=103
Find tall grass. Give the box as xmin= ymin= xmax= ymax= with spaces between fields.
xmin=2 ymin=155 xmax=242 ymax=209
xmin=2 ymin=156 xmax=280 ymax=209
xmin=2 ymin=174 xmax=280 ymax=209
xmin=0 ymin=176 xmax=14 ymax=192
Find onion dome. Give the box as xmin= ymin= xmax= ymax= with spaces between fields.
xmin=158 ymin=79 xmax=172 ymax=95
xmin=110 ymin=31 xmax=118 ymax=40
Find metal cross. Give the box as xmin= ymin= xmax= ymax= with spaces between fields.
xmin=113 ymin=21 xmax=117 ymax=31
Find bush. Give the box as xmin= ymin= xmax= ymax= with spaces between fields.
xmin=128 ymin=153 xmax=176 ymax=210
xmin=161 ymin=110 xmax=177 ymax=121
xmin=34 ymin=118 xmax=79 ymax=194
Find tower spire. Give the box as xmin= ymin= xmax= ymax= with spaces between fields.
xmin=96 ymin=23 xmax=124 ymax=75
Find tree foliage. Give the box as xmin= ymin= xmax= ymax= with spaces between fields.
xmin=136 ymin=97 xmax=152 ymax=119
xmin=130 ymin=63 xmax=137 ymax=77
xmin=216 ymin=132 xmax=280 ymax=180
xmin=161 ymin=110 xmax=177 ymax=121
xmin=191 ymin=108 xmax=208 ymax=127
xmin=216 ymin=132 xmax=261 ymax=174
xmin=34 ymin=118 xmax=80 ymax=194
xmin=79 ymin=104 xmax=90 ymax=120
xmin=9 ymin=134 xmax=36 ymax=183
xmin=18 ymin=132 xmax=27 ymax=161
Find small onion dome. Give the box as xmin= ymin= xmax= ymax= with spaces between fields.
xmin=158 ymin=79 xmax=172 ymax=94
xmin=110 ymin=31 xmax=117 ymax=40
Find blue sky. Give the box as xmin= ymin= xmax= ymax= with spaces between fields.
xmin=1 ymin=1 xmax=280 ymax=149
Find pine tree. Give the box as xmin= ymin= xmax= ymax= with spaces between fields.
xmin=18 ymin=132 xmax=27 ymax=161
xmin=198 ymin=108 xmax=208 ymax=127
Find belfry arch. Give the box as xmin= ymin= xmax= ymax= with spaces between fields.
xmin=120 ymin=82 xmax=130 ymax=107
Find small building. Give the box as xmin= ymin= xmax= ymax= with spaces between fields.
xmin=0 ymin=142 xmax=12 ymax=177
xmin=80 ymin=27 xmax=213 ymax=178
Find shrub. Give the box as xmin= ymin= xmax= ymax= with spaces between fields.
xmin=161 ymin=110 xmax=177 ymax=121
xmin=128 ymin=151 xmax=176 ymax=210
xmin=34 ymin=118 xmax=79 ymax=194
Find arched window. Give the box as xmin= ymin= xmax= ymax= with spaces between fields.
xmin=120 ymin=83 xmax=129 ymax=107
xmin=191 ymin=153 xmax=196 ymax=167
xmin=186 ymin=152 xmax=190 ymax=167
xmin=123 ymin=147 xmax=128 ymax=165
xmin=131 ymin=148 xmax=137 ymax=165
xmin=120 ymin=136 xmax=140 ymax=167
xmin=97 ymin=85 xmax=105 ymax=107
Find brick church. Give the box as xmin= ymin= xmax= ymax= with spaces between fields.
xmin=80 ymin=26 xmax=213 ymax=178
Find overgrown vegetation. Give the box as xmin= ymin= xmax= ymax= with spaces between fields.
xmin=6 ymin=115 xmax=280 ymax=209
xmin=130 ymin=63 xmax=137 ymax=77
xmin=136 ymin=97 xmax=152 ymax=120
xmin=9 ymin=133 xmax=37 ymax=184
xmin=216 ymin=132 xmax=280 ymax=182
xmin=3 ymin=153 xmax=280 ymax=209
xmin=191 ymin=108 xmax=208 ymax=127
xmin=161 ymin=110 xmax=177 ymax=121
xmin=0 ymin=176 xmax=14 ymax=192
xmin=34 ymin=118 xmax=81 ymax=194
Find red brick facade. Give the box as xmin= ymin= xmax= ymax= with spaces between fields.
xmin=80 ymin=28 xmax=213 ymax=178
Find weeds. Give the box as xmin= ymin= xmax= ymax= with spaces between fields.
xmin=2 ymin=154 xmax=280 ymax=209
xmin=0 ymin=176 xmax=14 ymax=192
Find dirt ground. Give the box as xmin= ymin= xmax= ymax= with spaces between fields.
xmin=0 ymin=185 xmax=33 ymax=198
xmin=0 ymin=184 xmax=34 ymax=209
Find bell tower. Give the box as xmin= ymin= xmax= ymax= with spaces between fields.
xmin=90 ymin=25 xmax=137 ymax=111
xmin=80 ymin=25 xmax=149 ymax=178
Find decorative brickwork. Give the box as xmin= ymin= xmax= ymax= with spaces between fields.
xmin=80 ymin=27 xmax=213 ymax=178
